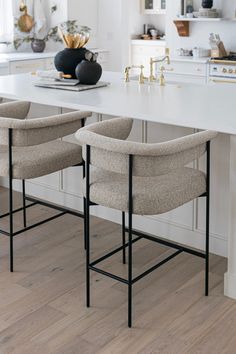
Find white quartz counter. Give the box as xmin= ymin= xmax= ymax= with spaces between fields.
xmin=0 ymin=71 xmax=235 ymax=135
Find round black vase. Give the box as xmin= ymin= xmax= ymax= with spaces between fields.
xmin=75 ymin=60 xmax=102 ymax=85
xmin=202 ymin=0 xmax=213 ymax=8
xmin=54 ymin=48 xmax=87 ymax=78
xmin=31 ymin=39 xmax=46 ymax=53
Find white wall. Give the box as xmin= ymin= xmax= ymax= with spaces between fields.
xmin=67 ymin=0 xmax=98 ymax=48
xmin=96 ymin=0 xmax=165 ymax=71
xmin=96 ymin=0 xmax=123 ymax=71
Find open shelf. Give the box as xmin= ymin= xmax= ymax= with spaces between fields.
xmin=173 ymin=17 xmax=235 ymax=36
xmin=174 ymin=17 xmax=224 ymax=22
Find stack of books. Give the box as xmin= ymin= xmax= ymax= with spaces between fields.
xmin=34 ymin=78 xmax=109 ymax=92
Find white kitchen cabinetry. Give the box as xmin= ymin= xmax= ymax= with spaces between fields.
xmin=8 ymin=51 xmax=109 ymax=75
xmin=157 ymin=58 xmax=208 ymax=84
xmin=141 ymin=0 xmax=166 ymax=14
xmin=131 ymin=40 xmax=166 ymax=76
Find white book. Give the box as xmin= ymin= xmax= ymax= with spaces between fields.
xmin=35 ymin=78 xmax=80 ymax=86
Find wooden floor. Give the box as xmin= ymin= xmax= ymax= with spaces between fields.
xmin=0 ymin=187 xmax=234 ymax=354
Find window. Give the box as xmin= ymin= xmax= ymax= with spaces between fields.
xmin=0 ymin=1 xmax=13 ymax=42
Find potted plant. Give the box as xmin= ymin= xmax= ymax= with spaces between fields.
xmin=14 ymin=5 xmax=62 ymax=52
xmin=13 ymin=24 xmax=62 ymax=52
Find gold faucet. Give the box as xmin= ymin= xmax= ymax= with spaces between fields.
xmin=124 ymin=65 xmax=147 ymax=84
xmin=124 ymin=66 xmax=131 ymax=83
xmin=149 ymin=58 xmax=157 ymax=82
xmin=149 ymin=54 xmax=172 ymax=86
xmin=149 ymin=55 xmax=171 ymax=83
xmin=132 ymin=65 xmax=147 ymax=84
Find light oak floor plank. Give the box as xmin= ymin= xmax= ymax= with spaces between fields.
xmin=0 ymin=187 xmax=232 ymax=354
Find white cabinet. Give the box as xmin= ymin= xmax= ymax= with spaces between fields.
xmin=157 ymin=59 xmax=208 ymax=84
xmin=141 ymin=0 xmax=166 ymax=14
xmin=10 ymin=59 xmax=46 ymax=74
xmin=7 ymin=52 xmax=109 ymax=74
xmin=131 ymin=41 xmax=166 ymax=76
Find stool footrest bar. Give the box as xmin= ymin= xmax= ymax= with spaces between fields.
xmin=12 ymin=212 xmax=66 ymax=237
xmin=132 ymin=250 xmax=183 ymax=284
xmin=0 ymin=202 xmax=37 ymax=219
xmin=25 ymin=196 xmax=84 ymax=218
xmin=90 ymin=236 xmax=142 ymax=267
xmin=89 ymin=265 xmax=129 ymax=284
xmin=127 ymin=228 xmax=206 ymax=259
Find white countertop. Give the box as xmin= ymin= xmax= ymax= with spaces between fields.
xmin=0 ymin=48 xmax=108 ymax=64
xmin=0 ymin=71 xmax=235 ymax=135
xmin=131 ymin=39 xmax=166 ymax=47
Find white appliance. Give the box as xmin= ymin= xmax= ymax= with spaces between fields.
xmin=209 ymin=56 xmax=236 ymax=84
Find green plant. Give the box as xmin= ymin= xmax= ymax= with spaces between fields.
xmin=59 ymin=20 xmax=91 ymax=35
xmin=13 ymin=25 xmax=62 ymax=50
xmin=13 ymin=17 xmax=91 ymax=50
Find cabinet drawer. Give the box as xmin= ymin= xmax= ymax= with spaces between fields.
xmin=10 ymin=59 xmax=45 ymax=74
xmin=158 ymin=61 xmax=207 ymax=77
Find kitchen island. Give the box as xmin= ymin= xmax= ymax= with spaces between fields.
xmin=0 ymin=71 xmax=235 ymax=299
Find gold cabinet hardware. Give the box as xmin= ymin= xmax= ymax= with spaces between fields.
xmin=209 ymin=78 xmax=236 ymax=84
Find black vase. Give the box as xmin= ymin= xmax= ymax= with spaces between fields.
xmin=202 ymin=0 xmax=213 ymax=8
xmin=54 ymin=48 xmax=87 ymax=78
xmin=75 ymin=60 xmax=102 ymax=85
xmin=31 ymin=39 xmax=46 ymax=53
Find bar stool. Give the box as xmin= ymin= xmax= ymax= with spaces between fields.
xmin=0 ymin=100 xmax=91 ymax=272
xmin=76 ymin=117 xmax=218 ymax=327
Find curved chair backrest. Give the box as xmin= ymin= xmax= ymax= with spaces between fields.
xmin=0 ymin=101 xmax=92 ymax=147
xmin=76 ymin=117 xmax=218 ymax=177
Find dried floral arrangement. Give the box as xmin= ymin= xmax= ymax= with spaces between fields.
xmin=58 ymin=20 xmax=91 ymax=49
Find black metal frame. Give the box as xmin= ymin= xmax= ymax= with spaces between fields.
xmin=84 ymin=141 xmax=211 ymax=328
xmin=2 ymin=121 xmax=86 ymax=272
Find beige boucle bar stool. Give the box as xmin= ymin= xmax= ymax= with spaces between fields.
xmin=0 ymin=100 xmax=91 ymax=272
xmin=76 ymin=117 xmax=218 ymax=328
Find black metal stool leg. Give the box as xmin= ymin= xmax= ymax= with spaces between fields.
xmin=83 ymin=162 xmax=87 ymax=250
xmin=9 ymin=175 xmax=13 ymax=272
xmin=128 ymin=155 xmax=133 ymax=328
xmin=22 ymin=180 xmax=27 ymax=228
xmin=205 ymin=141 xmax=210 ymax=296
xmin=122 ymin=212 xmax=126 ymax=264
xmin=86 ymin=145 xmax=91 ymax=307
xmin=83 ymin=197 xmax=87 ymax=250
xmin=205 ymin=192 xmax=210 ymax=296
xmin=128 ymin=209 xmax=133 ymax=328
xmin=8 ymin=129 xmax=14 ymax=272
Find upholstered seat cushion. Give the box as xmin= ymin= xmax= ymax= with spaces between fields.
xmin=0 ymin=140 xmax=82 ymax=179
xmin=83 ymin=167 xmax=206 ymax=216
